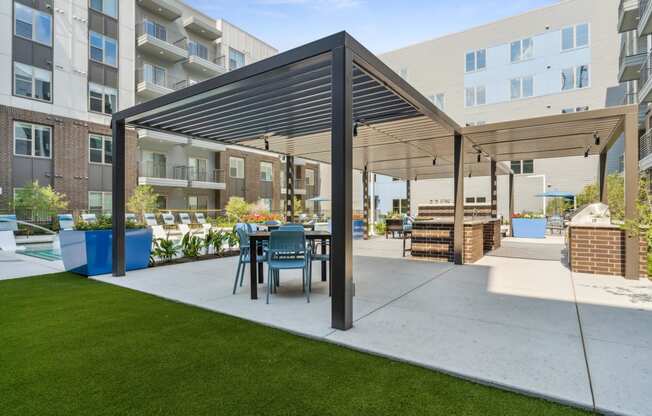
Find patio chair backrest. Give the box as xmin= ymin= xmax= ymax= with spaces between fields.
xmin=280 ymin=224 xmax=304 ymax=231
xmin=268 ymin=230 xmax=306 ymax=256
xmin=179 ymin=213 xmax=192 ymax=224
xmin=57 ymin=214 xmax=74 ymax=230
xmin=265 ymin=220 xmax=281 ymax=226
xmin=195 ymin=213 xmax=206 ymax=224
xmin=81 ymin=213 xmax=97 ymax=223
xmin=162 ymin=213 xmax=176 ymax=225
xmin=144 ymin=213 xmax=158 ymax=226
xmin=235 ymin=226 xmax=250 ymax=249
xmin=0 ymin=215 xmax=18 ymax=232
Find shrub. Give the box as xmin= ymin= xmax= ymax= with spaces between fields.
xmin=180 ymin=233 xmax=203 ymax=258
xmin=74 ymin=215 xmax=145 ymax=231
xmin=225 ymin=197 xmax=251 ymax=222
xmin=126 ymin=185 xmax=159 ymax=218
xmin=152 ymin=237 xmax=178 ymax=263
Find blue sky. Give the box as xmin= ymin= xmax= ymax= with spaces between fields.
xmin=185 ymin=0 xmax=558 ymax=53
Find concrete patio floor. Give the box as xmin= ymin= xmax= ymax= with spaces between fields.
xmin=93 ymin=238 xmax=652 ymax=416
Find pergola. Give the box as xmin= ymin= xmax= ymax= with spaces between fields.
xmin=111 ymin=32 xmax=640 ymax=330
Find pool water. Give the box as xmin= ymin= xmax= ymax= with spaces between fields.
xmin=18 ymin=244 xmax=62 ymax=262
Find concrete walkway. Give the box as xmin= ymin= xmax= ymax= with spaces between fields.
xmin=0 ymin=251 xmax=64 ymax=281
xmin=92 ymin=238 xmax=652 ymax=416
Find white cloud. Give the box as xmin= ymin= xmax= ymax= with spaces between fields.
xmin=256 ymin=0 xmax=363 ymax=9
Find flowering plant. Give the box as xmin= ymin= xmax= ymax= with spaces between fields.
xmin=511 ymin=212 xmax=545 ymax=219
xmin=240 ymin=213 xmax=283 ymax=223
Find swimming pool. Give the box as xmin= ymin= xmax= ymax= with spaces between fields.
xmin=18 ymin=244 xmax=62 ymax=262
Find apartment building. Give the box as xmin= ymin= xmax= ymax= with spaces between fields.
xmin=377 ymin=0 xmax=620 ymax=218
xmin=0 ymin=0 xmax=290 ymax=215
xmin=618 ymin=0 xmax=652 ymax=181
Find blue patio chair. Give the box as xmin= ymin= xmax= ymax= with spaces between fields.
xmin=266 ymin=230 xmax=310 ymax=304
xmin=308 ymin=238 xmax=330 ymax=295
xmin=232 ymin=226 xmax=266 ymax=294
xmin=279 ymin=223 xmax=304 ymax=231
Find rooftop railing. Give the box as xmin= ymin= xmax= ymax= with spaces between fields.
xmin=173 ymin=166 xmax=225 ymax=183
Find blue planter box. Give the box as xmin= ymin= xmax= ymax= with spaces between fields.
xmin=512 ymin=218 xmax=547 ymax=239
xmin=59 ymin=228 xmax=153 ymax=276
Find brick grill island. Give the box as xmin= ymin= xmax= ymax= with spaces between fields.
xmin=568 ymin=224 xmax=648 ymax=278
xmin=411 ymin=217 xmax=501 ymax=263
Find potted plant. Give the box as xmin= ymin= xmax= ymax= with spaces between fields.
xmin=511 ymin=212 xmax=547 ymax=238
xmin=59 ymin=215 xmax=153 ymax=276
xmin=384 ymin=212 xmax=404 ymax=238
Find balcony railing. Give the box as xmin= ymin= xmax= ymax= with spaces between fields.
xmin=640 ymin=130 xmax=652 ymax=160
xmin=136 ymin=21 xmax=187 ymax=49
xmin=136 ymin=68 xmax=187 ymax=91
xmin=139 ymin=161 xmax=170 ymax=179
xmin=173 ymin=166 xmax=225 ymax=183
xmin=640 ymin=52 xmax=652 ymax=87
xmin=642 ymin=0 xmax=651 ymax=23
xmin=620 ymin=0 xmax=641 ymax=32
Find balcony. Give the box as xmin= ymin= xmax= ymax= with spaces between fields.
xmin=619 ymin=0 xmax=640 ymax=33
xmin=639 ymin=53 xmax=652 ymax=102
xmin=174 ymin=166 xmax=226 ymax=190
xmin=183 ymin=16 xmax=222 ymax=41
xmin=619 ymin=32 xmax=648 ymax=82
xmin=137 ymin=129 xmax=188 ymax=146
xmin=136 ymin=22 xmax=188 ymax=62
xmin=138 ymin=161 xmax=188 ymax=188
xmin=136 ymin=68 xmax=187 ymax=100
xmin=183 ymin=54 xmax=227 ymax=76
xmin=639 ymin=130 xmax=652 ymax=170
xmin=136 ymin=0 xmax=182 ymax=21
xmin=639 ymin=0 xmax=652 ymax=35
xmin=281 ymin=178 xmax=307 ymax=195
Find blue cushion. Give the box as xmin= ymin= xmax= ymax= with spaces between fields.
xmin=269 ymin=258 xmax=306 ymax=269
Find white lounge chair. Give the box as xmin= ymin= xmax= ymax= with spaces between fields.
xmin=178 ymin=212 xmax=204 ymax=237
xmin=0 ymin=216 xmax=24 ymax=252
xmin=57 ymin=214 xmax=74 ymax=230
xmin=195 ymin=213 xmax=212 ymax=233
xmin=125 ymin=213 xmax=137 ymax=222
xmin=161 ymin=213 xmax=182 ymax=239
xmin=143 ymin=213 xmax=158 ymax=226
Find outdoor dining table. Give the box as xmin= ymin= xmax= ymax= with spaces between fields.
xmin=248 ymin=231 xmax=331 ymax=299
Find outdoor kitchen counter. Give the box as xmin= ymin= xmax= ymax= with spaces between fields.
xmin=410 ymin=217 xmax=501 ymax=263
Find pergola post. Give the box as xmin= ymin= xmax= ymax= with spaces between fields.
xmin=285 ymin=155 xmax=294 ymax=222
xmin=406 ymin=180 xmax=411 ymax=216
xmin=624 ymin=112 xmax=639 ymax=279
xmin=509 ymin=173 xmax=514 ymax=237
xmin=330 ymin=45 xmax=353 ymax=330
xmin=490 ymin=160 xmax=497 ymax=218
xmin=599 ymin=150 xmax=608 ymax=204
xmin=453 ymin=132 xmax=465 ymax=265
xmin=111 ymin=118 xmax=126 ymax=277
xmin=363 ymin=165 xmax=369 ymax=240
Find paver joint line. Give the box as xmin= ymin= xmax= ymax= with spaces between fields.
xmin=570 ymin=271 xmax=597 ymax=413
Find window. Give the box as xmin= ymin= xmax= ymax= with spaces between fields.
xmin=260 ymin=198 xmax=272 ymax=211
xmin=510 ymin=76 xmax=534 ymax=100
xmin=89 ymin=191 xmax=112 ymax=214
xmin=260 ymin=162 xmax=273 ymax=182
xmin=90 ymin=0 xmax=117 ymax=18
xmin=188 ymin=195 xmax=208 ymax=210
xmin=510 ymin=38 xmax=533 ymax=63
xmin=476 ymin=197 xmax=487 ymax=203
xmin=510 ymin=160 xmax=533 ymax=175
xmin=229 ymin=48 xmax=245 ymax=70
xmin=142 ymin=151 xmax=167 ymax=177
xmin=561 ymin=65 xmax=590 ymax=90
xmin=465 ymin=49 xmax=486 ymax=72
xmin=88 ymin=83 xmax=117 ymax=114
xmin=14 ymin=3 xmax=52 ymax=46
xmin=89 ymin=31 xmax=118 ymax=67
xmin=156 ymin=195 xmax=167 ymax=210
xmin=465 ymin=197 xmax=475 ymax=204
xmin=14 ymin=62 xmax=51 ymax=102
xmin=188 ymin=41 xmax=208 ymax=59
xmin=428 ymin=93 xmax=445 ymax=110
xmin=305 ymin=169 xmax=315 ymax=186
xmin=392 ymin=199 xmax=409 ymax=215
xmin=562 ymin=23 xmax=589 ymax=51
xmin=89 ymin=134 xmax=112 ymax=164
xmin=188 ymin=158 xmax=208 ymax=181
xmin=143 ymin=19 xmax=167 ymax=40
xmin=143 ymin=63 xmax=167 ymax=86
xmin=14 ymin=122 xmax=51 ymax=158
xmin=229 ymin=157 xmax=244 ymax=178
xmin=465 ymin=86 xmax=486 ymax=107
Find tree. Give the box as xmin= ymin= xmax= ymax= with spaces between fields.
xmin=12 ymin=181 xmax=69 ymax=218
xmin=126 ymin=185 xmax=159 ymax=218
xmin=225 ymin=197 xmax=251 ymax=222
xmin=293 ymin=196 xmax=303 ymax=215
xmin=575 ymin=174 xmax=625 ymax=220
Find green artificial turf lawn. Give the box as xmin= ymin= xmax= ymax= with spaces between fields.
xmin=0 ymin=273 xmax=590 ymax=416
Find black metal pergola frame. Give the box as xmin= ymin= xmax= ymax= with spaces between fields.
xmin=110 ymin=31 xmax=640 ymax=331
xmin=111 ymin=31 xmax=477 ymax=330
